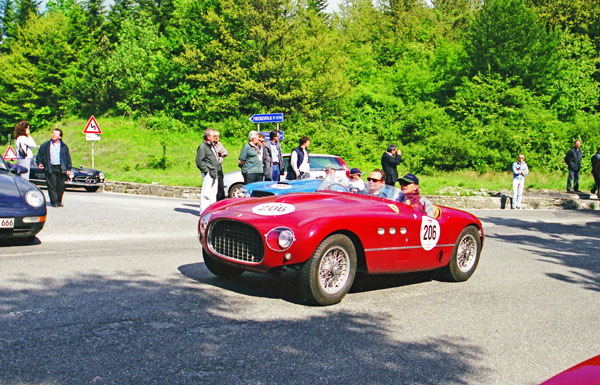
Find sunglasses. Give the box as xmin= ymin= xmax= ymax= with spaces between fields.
xmin=367 ymin=178 xmax=382 ymax=182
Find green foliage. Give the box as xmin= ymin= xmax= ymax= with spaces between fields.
xmin=0 ymin=0 xmax=600 ymax=185
xmin=465 ymin=0 xmax=560 ymax=92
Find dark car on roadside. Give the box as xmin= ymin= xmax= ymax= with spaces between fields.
xmin=0 ymin=157 xmax=46 ymax=242
xmin=28 ymin=159 xmax=105 ymax=192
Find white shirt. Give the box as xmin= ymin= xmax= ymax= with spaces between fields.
xmin=15 ymin=136 xmax=37 ymax=159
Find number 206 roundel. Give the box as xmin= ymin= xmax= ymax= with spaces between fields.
xmin=420 ymin=216 xmax=441 ymax=251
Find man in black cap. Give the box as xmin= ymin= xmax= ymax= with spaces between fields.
xmin=397 ymin=173 xmax=435 ymax=217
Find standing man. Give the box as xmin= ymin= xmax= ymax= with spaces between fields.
xmin=381 ymin=144 xmax=402 ymax=186
xmin=286 ymin=136 xmax=310 ymax=180
xmin=512 ymin=154 xmax=529 ymax=209
xmin=266 ymin=130 xmax=283 ymax=181
xmin=196 ymin=129 xmax=220 ymax=213
xmin=564 ymin=139 xmax=582 ymax=193
xmin=212 ymin=130 xmax=228 ymax=201
xmin=238 ymin=130 xmax=263 ymax=184
xmin=36 ymin=128 xmax=72 ymax=207
xmin=591 ymin=147 xmax=600 ymax=197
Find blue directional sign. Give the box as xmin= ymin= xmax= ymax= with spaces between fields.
xmin=259 ymin=131 xmax=284 ymax=141
xmin=249 ymin=113 xmax=284 ymax=124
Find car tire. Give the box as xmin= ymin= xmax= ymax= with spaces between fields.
xmin=228 ymin=183 xmax=245 ymax=198
xmin=203 ymin=249 xmax=244 ymax=279
xmin=299 ymin=234 xmax=357 ymax=306
xmin=85 ymin=186 xmax=100 ymax=192
xmin=442 ymin=226 xmax=481 ymax=282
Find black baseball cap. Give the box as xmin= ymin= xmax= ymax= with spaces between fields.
xmin=398 ymin=173 xmax=419 ymax=185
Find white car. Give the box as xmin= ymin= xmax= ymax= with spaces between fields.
xmin=224 ymin=153 xmax=350 ymax=198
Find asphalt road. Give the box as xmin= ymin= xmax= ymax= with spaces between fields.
xmin=1 ymin=191 xmax=598 ymax=384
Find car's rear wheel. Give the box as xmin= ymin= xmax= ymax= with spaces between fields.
xmin=85 ymin=186 xmax=100 ymax=192
xmin=228 ymin=183 xmax=245 ymax=198
xmin=442 ymin=226 xmax=481 ymax=282
xmin=299 ymin=234 xmax=357 ymax=306
xmin=203 ymin=249 xmax=244 ymax=279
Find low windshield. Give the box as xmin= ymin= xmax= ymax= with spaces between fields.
xmin=317 ymin=179 xmax=401 ymax=202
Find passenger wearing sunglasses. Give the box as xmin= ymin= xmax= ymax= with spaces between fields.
xmin=396 ymin=173 xmax=435 ymax=217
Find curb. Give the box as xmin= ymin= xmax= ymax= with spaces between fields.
xmin=101 ymin=181 xmax=600 ymax=210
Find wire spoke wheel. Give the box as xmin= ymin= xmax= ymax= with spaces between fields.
xmin=456 ymin=234 xmax=477 ymax=273
xmin=442 ymin=226 xmax=481 ymax=282
xmin=299 ymin=234 xmax=357 ymax=306
xmin=318 ymin=246 xmax=351 ymax=294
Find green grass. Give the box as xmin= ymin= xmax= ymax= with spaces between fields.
xmin=2 ymin=117 xmax=592 ymax=194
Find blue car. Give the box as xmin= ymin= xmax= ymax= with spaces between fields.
xmin=0 ymin=157 xmax=47 ymax=242
xmin=242 ymin=178 xmax=350 ymax=197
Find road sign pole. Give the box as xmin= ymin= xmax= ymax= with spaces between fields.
xmin=92 ymin=141 xmax=95 ymax=169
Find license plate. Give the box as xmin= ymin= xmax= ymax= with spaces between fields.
xmin=0 ymin=218 xmax=14 ymax=228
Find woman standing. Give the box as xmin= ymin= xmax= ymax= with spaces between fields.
xmin=14 ymin=120 xmax=37 ymax=180
xmin=512 ymin=153 xmax=529 ymax=209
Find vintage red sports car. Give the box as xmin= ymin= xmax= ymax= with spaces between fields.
xmin=197 ymin=181 xmax=484 ymax=305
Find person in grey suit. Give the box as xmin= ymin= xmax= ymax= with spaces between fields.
xmin=263 ymin=130 xmax=284 ymax=181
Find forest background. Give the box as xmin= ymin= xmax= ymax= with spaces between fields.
xmin=1 ymin=0 xmax=600 ymax=192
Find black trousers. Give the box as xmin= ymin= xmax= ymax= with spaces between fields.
xmin=46 ymin=165 xmax=66 ymax=205
xmin=217 ymin=170 xmax=225 ymax=201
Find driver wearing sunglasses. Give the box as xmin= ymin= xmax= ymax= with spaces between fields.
xmin=366 ymin=169 xmax=391 ymax=198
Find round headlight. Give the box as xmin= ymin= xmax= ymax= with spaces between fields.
xmin=278 ymin=229 xmax=294 ymax=249
xmin=24 ymin=189 xmax=45 ymax=208
xmin=240 ymin=188 xmax=250 ymax=197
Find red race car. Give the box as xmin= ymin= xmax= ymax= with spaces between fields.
xmin=198 ymin=181 xmax=484 ymax=305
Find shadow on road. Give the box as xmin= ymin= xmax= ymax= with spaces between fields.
xmin=1 ymin=270 xmax=488 ymax=384
xmin=483 ymin=215 xmax=600 ymax=293
xmin=174 ymin=203 xmax=200 ymax=217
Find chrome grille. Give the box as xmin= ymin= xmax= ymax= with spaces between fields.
xmin=208 ymin=220 xmax=264 ymax=263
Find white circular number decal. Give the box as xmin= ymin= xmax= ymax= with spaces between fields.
xmin=252 ymin=203 xmax=296 ymax=216
xmin=420 ymin=217 xmax=440 ymax=251
xmin=270 ymin=183 xmax=292 ymax=190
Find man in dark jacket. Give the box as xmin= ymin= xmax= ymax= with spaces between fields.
xmin=264 ymin=130 xmax=284 ymax=181
xmin=36 ymin=129 xmax=72 ymax=207
xmin=196 ymin=129 xmax=220 ymax=213
xmin=591 ymin=147 xmax=600 ymax=196
xmin=286 ymin=136 xmax=310 ymax=180
xmin=564 ymin=139 xmax=582 ymax=193
xmin=381 ymin=144 xmax=402 ymax=186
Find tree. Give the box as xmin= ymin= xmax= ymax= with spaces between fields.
xmin=172 ymin=0 xmax=348 ymax=122
xmin=464 ymin=0 xmax=560 ymax=92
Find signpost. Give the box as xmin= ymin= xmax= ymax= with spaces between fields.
xmin=249 ymin=113 xmax=284 ymax=132
xmin=83 ymin=116 xmax=102 ymax=168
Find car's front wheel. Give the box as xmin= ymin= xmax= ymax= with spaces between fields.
xmin=442 ymin=226 xmax=481 ymax=282
xmin=203 ymin=249 xmax=244 ymax=279
xmin=228 ymin=183 xmax=245 ymax=198
xmin=85 ymin=186 xmax=100 ymax=192
xmin=299 ymin=234 xmax=357 ymax=306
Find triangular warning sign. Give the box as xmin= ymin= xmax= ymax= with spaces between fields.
xmin=3 ymin=146 xmax=17 ymax=161
xmin=83 ymin=115 xmax=102 ymax=134
xmin=2 ymin=146 xmax=17 ymax=160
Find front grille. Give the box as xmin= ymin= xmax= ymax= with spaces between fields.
xmin=251 ymin=191 xmax=274 ymax=197
xmin=208 ymin=220 xmax=264 ymax=263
